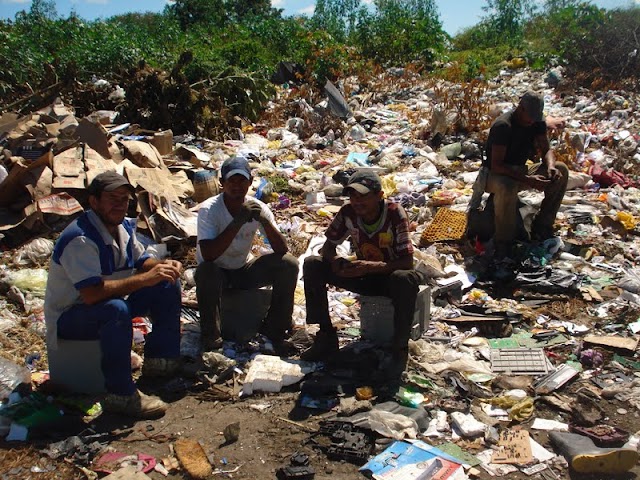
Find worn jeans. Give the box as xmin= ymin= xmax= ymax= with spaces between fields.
xmin=195 ymin=253 xmax=299 ymax=344
xmin=57 ymin=280 xmax=182 ymax=396
xmin=303 ymin=255 xmax=422 ymax=349
xmin=485 ymin=162 xmax=569 ymax=245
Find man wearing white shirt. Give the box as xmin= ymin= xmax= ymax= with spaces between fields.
xmin=195 ymin=157 xmax=299 ymax=355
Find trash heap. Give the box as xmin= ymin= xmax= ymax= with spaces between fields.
xmin=1 ymin=66 xmax=640 ymax=479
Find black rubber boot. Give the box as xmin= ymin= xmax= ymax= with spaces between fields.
xmin=549 ymin=431 xmax=638 ymax=474
xmin=300 ymin=329 xmax=339 ymax=362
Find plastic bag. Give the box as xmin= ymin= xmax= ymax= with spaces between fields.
xmin=0 ymin=357 xmax=31 ymax=400
xmin=368 ymin=410 xmax=418 ymax=440
xmin=13 ymin=239 xmax=54 ymax=267
xmin=6 ymin=269 xmax=48 ymax=297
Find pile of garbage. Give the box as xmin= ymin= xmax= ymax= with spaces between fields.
xmin=1 ymin=65 xmax=640 ymax=479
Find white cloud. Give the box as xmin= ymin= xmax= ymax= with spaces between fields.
xmin=362 ymin=0 xmax=373 ymax=4
xmin=272 ymin=0 xmax=284 ymax=7
xmin=298 ymin=4 xmax=315 ymax=15
xmin=84 ymin=0 xmax=110 ymax=4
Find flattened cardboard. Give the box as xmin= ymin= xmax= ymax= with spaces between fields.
xmin=29 ymin=193 xmax=83 ymax=216
xmin=492 ymin=430 xmax=533 ymax=465
xmin=122 ymin=140 xmax=164 ymax=169
xmin=53 ymin=148 xmax=84 ymax=177
xmin=125 ymin=167 xmax=178 ymax=202
xmin=584 ymin=335 xmax=638 ymax=352
xmin=77 ymin=118 xmax=112 ymax=159
xmin=52 ymin=173 xmax=86 ymax=190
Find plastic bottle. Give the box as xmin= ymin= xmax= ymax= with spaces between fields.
xmin=0 ymin=357 xmax=31 ymax=401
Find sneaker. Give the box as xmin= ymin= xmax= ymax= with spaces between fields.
xmin=300 ymin=330 xmax=339 ymax=362
xmin=102 ymin=389 xmax=167 ymax=419
xmin=142 ymin=357 xmax=181 ymax=378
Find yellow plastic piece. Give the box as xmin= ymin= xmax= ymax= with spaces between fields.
xmin=617 ymin=211 xmax=637 ymax=230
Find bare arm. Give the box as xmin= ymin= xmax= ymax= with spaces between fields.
xmin=261 ymin=220 xmax=288 ymax=254
xmin=491 ymin=142 xmax=551 ymax=191
xmin=199 ymin=221 xmax=244 ymax=262
xmin=79 ymin=259 xmax=182 ymax=305
xmin=321 ymin=240 xmax=413 ymax=277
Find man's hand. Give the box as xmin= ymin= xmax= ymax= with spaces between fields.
xmin=143 ymin=260 xmax=181 ymax=286
xmin=246 ymin=202 xmax=268 ymax=224
xmin=527 ymin=174 xmax=551 ymax=191
xmin=546 ymin=165 xmax=561 ymax=181
xmin=332 ymin=258 xmax=380 ymax=278
xmin=231 ymin=203 xmax=254 ymax=227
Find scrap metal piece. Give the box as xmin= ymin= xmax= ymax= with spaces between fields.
xmin=490 ymin=348 xmax=551 ymax=375
xmin=534 ymin=364 xmax=580 ymax=394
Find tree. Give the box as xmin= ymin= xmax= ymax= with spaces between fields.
xmin=482 ymin=0 xmax=534 ymax=46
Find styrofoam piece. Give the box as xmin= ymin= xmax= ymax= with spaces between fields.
xmin=241 ymin=354 xmax=316 ymax=396
xmin=450 ymin=412 xmax=486 ymax=438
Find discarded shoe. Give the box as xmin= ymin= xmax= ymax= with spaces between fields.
xmin=549 ymin=431 xmax=638 ymax=474
xmin=300 ymin=329 xmax=339 ymax=362
xmin=570 ymin=424 xmax=630 ymax=448
xmin=141 ymin=357 xmax=181 ymax=378
xmin=102 ymin=389 xmax=167 ymax=419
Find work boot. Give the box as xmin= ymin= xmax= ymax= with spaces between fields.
xmin=201 ymin=336 xmax=223 ymax=352
xmin=271 ymin=338 xmax=298 ymax=358
xmin=549 ymin=431 xmax=639 ymax=474
xmin=300 ymin=329 xmax=339 ymax=362
xmin=102 ymin=389 xmax=167 ymax=419
xmin=141 ymin=357 xmax=181 ymax=378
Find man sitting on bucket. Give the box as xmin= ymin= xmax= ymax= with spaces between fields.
xmin=477 ymin=91 xmax=568 ymax=275
xmin=45 ymin=171 xmax=183 ymax=419
xmin=301 ymin=170 xmax=422 ymax=379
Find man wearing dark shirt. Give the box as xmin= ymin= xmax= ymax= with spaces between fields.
xmin=484 ymin=91 xmax=568 ymax=259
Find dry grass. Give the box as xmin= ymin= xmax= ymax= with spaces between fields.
xmin=0 ymin=445 xmax=83 ymax=479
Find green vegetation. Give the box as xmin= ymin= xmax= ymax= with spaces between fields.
xmin=0 ymin=0 xmax=638 ymax=135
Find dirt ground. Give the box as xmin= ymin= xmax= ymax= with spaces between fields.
xmin=2 ymin=350 xmax=640 ymax=480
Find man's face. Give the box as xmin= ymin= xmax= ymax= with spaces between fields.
xmin=516 ymin=106 xmax=536 ymax=127
xmin=348 ymin=189 xmax=383 ymax=220
xmin=89 ymin=186 xmax=131 ymax=227
xmin=221 ymin=174 xmax=251 ymax=201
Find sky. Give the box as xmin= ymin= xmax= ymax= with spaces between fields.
xmin=0 ymin=0 xmax=637 ymax=35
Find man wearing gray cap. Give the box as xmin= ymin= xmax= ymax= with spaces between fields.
xmin=483 ymin=91 xmax=569 ymax=265
xmin=45 ymin=171 xmax=183 ymax=419
xmin=302 ymin=170 xmax=422 ymax=378
xmin=195 ymin=157 xmax=299 ymax=356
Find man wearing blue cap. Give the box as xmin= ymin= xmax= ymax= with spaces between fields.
xmin=483 ymin=91 xmax=569 ymax=263
xmin=45 ymin=171 xmax=183 ymax=419
xmin=195 ymin=157 xmax=299 ymax=355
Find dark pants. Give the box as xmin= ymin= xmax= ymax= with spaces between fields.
xmin=485 ymin=162 xmax=569 ymax=245
xmin=303 ymin=256 xmax=422 ymax=349
xmin=195 ymin=253 xmax=299 ymax=343
xmin=57 ymin=280 xmax=182 ymax=396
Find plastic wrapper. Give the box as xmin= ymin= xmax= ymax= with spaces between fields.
xmin=368 ymin=410 xmax=418 ymax=440
xmin=13 ymin=239 xmax=54 ymax=267
xmin=0 ymin=357 xmax=31 ymax=400
xmin=5 ymin=269 xmax=48 ymax=297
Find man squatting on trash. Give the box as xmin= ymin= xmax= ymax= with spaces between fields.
xmin=301 ymin=171 xmax=422 ymax=376
xmin=483 ymin=91 xmax=569 ymax=260
xmin=195 ymin=156 xmax=299 ymax=356
xmin=45 ymin=172 xmax=182 ymax=419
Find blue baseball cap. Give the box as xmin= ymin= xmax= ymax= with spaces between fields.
xmin=221 ymin=156 xmax=251 ymax=181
